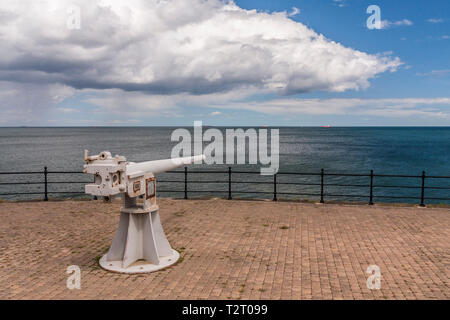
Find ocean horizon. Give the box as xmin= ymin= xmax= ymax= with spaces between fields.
xmin=1 ymin=126 xmax=449 ymax=203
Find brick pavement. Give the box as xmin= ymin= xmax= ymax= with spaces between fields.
xmin=0 ymin=199 xmax=448 ymax=299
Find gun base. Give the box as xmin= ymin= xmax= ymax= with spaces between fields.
xmin=99 ymin=249 xmax=179 ymax=274
xmin=98 ymin=197 xmax=179 ymax=273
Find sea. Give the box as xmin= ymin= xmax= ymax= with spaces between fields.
xmin=0 ymin=127 xmax=449 ymax=204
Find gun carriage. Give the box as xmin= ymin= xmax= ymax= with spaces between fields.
xmin=84 ymin=150 xmax=204 ymax=273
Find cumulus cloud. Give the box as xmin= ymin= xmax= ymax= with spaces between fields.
xmin=380 ymin=19 xmax=413 ymax=29
xmin=8 ymin=0 xmax=441 ymax=125
xmin=0 ymin=0 xmax=401 ymax=113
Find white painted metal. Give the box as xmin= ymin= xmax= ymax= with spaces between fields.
xmin=99 ymin=250 xmax=180 ymax=274
xmin=84 ymin=150 xmax=204 ymax=273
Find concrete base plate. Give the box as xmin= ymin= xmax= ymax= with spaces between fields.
xmin=99 ymin=249 xmax=180 ymax=274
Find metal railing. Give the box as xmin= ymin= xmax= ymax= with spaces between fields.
xmin=0 ymin=167 xmax=449 ymax=206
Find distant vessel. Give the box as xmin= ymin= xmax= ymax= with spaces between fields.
xmin=321 ymin=125 xmax=331 ymax=128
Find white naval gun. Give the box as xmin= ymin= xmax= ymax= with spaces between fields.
xmin=84 ymin=150 xmax=205 ymax=273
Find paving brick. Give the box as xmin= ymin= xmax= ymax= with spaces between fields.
xmin=0 ymin=199 xmax=448 ymax=299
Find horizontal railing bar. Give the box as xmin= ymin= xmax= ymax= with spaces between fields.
xmin=2 ymin=180 xmax=448 ymax=190
xmin=0 ymin=172 xmax=43 ymax=175
xmin=324 ymin=194 xmax=369 ymax=198
xmin=322 ymin=173 xmax=370 ymax=177
xmin=160 ymin=190 xmax=274 ymax=194
xmin=229 ymin=171 xmax=266 ymax=174
xmin=424 ymin=186 xmax=450 ymax=190
xmin=232 ymin=181 xmax=277 ymax=184
xmin=213 ymin=191 xmax=272 ymax=194
xmin=272 ymin=182 xmax=320 ymax=186
xmin=47 ymin=181 xmax=91 ymax=184
xmin=186 ymin=190 xmax=230 ymax=193
xmin=374 ymin=185 xmax=450 ymax=190
xmin=158 ymin=190 xmax=230 ymax=193
xmin=159 ymin=180 xmax=225 ymax=184
xmin=2 ymin=170 xmax=449 ymax=178
xmin=372 ymin=174 xmax=421 ymax=178
xmin=47 ymin=191 xmax=85 ymax=194
xmin=277 ymin=172 xmax=321 ymax=176
xmin=275 ymin=192 xmax=320 ymax=196
xmin=144 ymin=170 xmax=450 ymax=179
xmin=372 ymin=195 xmax=420 ymax=199
xmin=0 ymin=182 xmax=44 ymax=185
xmin=277 ymin=183 xmax=371 ymax=188
xmin=47 ymin=171 xmax=85 ymax=174
xmin=165 ymin=171 xmax=322 ymax=175
xmin=147 ymin=180 xmax=450 ymax=191
xmin=373 ymin=195 xmax=450 ymax=201
xmin=1 ymin=191 xmax=448 ymax=201
xmin=321 ymin=183 xmax=369 ymax=188
xmin=0 ymin=181 xmax=92 ymax=185
xmin=373 ymin=185 xmax=422 ymax=189
xmin=0 ymin=192 xmax=44 ymax=195
xmin=166 ymin=170 xmax=230 ymax=174
xmin=160 ymin=181 xmax=366 ymax=188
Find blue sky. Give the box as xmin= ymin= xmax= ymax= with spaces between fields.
xmin=236 ymin=0 xmax=450 ymax=98
xmin=0 ymin=0 xmax=449 ymax=126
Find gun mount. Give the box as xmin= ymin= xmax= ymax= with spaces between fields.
xmin=84 ymin=150 xmax=205 ymax=273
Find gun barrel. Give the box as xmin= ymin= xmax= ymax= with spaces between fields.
xmin=126 ymin=155 xmax=205 ymax=176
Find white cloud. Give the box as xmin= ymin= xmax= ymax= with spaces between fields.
xmin=416 ymin=69 xmax=450 ymax=77
xmin=427 ymin=18 xmax=444 ymax=23
xmin=57 ymin=107 xmax=79 ymax=113
xmin=223 ymin=97 xmax=450 ymax=118
xmin=210 ymin=111 xmax=222 ymax=116
xmin=288 ymin=7 xmax=300 ymax=17
xmin=81 ymin=88 xmax=450 ymax=120
xmin=380 ymin=19 xmax=413 ymax=29
xmin=0 ymin=81 xmax=75 ymax=123
xmin=333 ymin=0 xmax=346 ymax=8
xmin=0 ymin=0 xmax=401 ymax=119
xmin=110 ymin=119 xmax=141 ymax=124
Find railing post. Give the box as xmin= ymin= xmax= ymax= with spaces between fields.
xmin=44 ymin=166 xmax=48 ymax=201
xmin=320 ymin=169 xmax=324 ymax=204
xmin=369 ymin=170 xmax=374 ymax=205
xmin=228 ymin=167 xmax=232 ymax=200
xmin=184 ymin=167 xmax=188 ymax=200
xmin=420 ymin=171 xmax=426 ymax=207
xmin=273 ymin=173 xmax=277 ymax=201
